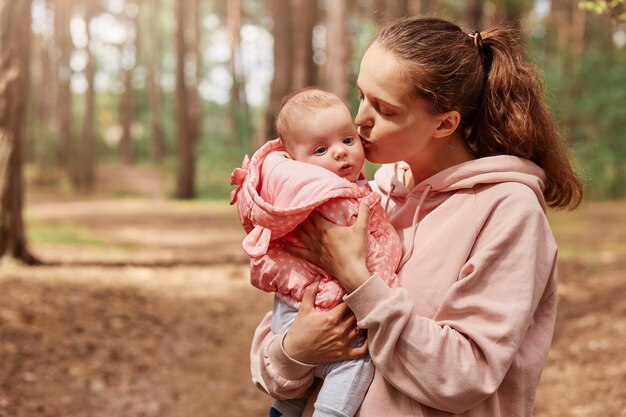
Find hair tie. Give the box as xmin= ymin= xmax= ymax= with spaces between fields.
xmin=468 ymin=31 xmax=483 ymax=51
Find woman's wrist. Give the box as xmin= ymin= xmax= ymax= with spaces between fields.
xmin=283 ymin=329 xmax=314 ymax=364
xmin=339 ymin=261 xmax=371 ymax=293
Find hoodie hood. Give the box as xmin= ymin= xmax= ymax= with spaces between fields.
xmin=373 ymin=155 xmax=547 ymax=269
xmin=374 ymin=155 xmax=547 ymax=210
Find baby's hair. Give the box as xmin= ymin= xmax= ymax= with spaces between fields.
xmin=276 ymin=87 xmax=345 ymax=151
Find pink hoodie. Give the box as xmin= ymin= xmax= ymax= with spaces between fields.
xmin=250 ymin=156 xmax=558 ymax=417
xmin=231 ymin=139 xmax=401 ymax=309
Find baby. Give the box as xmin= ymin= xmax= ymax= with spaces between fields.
xmin=230 ymin=88 xmax=401 ymax=417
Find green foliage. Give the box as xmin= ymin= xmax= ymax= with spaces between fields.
xmin=579 ymin=0 xmax=626 ymax=21
xmin=530 ymin=13 xmax=626 ymax=200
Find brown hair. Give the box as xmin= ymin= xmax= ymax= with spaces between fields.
xmin=275 ymin=87 xmax=345 ymax=150
xmin=376 ymin=17 xmax=583 ymax=209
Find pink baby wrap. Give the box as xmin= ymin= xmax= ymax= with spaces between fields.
xmin=230 ymin=139 xmax=401 ymax=309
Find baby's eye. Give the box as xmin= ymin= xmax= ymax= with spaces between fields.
xmin=343 ymin=137 xmax=354 ymax=145
xmin=314 ymin=146 xmax=327 ymax=155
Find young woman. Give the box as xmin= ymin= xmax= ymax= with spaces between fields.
xmin=250 ymin=17 xmax=583 ymax=417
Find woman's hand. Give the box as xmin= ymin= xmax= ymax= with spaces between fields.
xmin=283 ymin=282 xmax=368 ymax=364
xmin=287 ymin=203 xmax=372 ymax=292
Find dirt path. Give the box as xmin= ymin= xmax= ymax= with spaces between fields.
xmin=0 ymin=186 xmax=624 ymax=417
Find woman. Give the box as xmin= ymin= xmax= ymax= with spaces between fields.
xmin=250 ymin=17 xmax=583 ymax=417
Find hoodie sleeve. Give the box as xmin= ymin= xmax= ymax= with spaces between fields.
xmin=250 ymin=312 xmax=316 ymax=399
xmin=344 ymin=188 xmax=558 ymax=413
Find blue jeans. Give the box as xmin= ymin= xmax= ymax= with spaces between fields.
xmin=269 ymin=407 xmax=283 ymax=417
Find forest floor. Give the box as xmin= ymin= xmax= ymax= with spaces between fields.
xmin=0 ymin=164 xmax=625 ymax=417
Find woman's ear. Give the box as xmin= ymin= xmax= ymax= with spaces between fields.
xmin=433 ymin=110 xmax=461 ymax=138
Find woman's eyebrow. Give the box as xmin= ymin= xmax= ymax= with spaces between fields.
xmin=356 ymin=82 xmax=401 ymax=110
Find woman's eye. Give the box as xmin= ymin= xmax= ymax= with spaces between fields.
xmin=343 ymin=137 xmax=354 ymax=145
xmin=314 ymin=147 xmax=327 ymax=155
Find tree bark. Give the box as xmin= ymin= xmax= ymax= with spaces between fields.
xmin=147 ymin=0 xmax=165 ymax=164
xmin=77 ymin=1 xmax=97 ymax=191
xmin=290 ymin=0 xmax=317 ymax=89
xmin=228 ymin=0 xmax=252 ymax=149
xmin=372 ymin=0 xmax=409 ymax=25
xmin=0 ymin=0 xmax=39 ymax=264
xmin=257 ymin=0 xmax=293 ymax=145
xmin=54 ymin=0 xmax=74 ymax=178
xmin=174 ymin=0 xmax=197 ymax=199
xmin=256 ymin=0 xmax=319 ymax=147
xmin=119 ymin=1 xmax=140 ymax=165
xmin=464 ymin=0 xmax=483 ymax=30
xmin=325 ymin=0 xmax=352 ymax=102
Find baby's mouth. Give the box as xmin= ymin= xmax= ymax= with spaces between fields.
xmin=339 ymin=163 xmax=352 ymax=174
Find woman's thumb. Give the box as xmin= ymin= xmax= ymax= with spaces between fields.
xmin=355 ymin=203 xmax=371 ymax=231
xmin=300 ymin=281 xmax=319 ymax=312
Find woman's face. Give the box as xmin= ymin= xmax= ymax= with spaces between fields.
xmin=355 ymin=41 xmax=441 ymax=165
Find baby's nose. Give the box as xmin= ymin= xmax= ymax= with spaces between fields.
xmin=333 ymin=146 xmax=348 ymax=159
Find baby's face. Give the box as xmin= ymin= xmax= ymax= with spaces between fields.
xmin=286 ymin=103 xmax=365 ymax=182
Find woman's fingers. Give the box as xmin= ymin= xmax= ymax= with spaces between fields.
xmin=347 ymin=338 xmax=369 ymax=360
xmin=355 ymin=203 xmax=371 ymax=235
xmin=299 ymin=281 xmax=319 ymax=313
xmin=284 ymin=243 xmax=313 ymax=264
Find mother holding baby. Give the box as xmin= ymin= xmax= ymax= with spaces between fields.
xmin=250 ymin=16 xmax=583 ymax=417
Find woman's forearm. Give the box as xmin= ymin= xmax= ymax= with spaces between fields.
xmin=250 ymin=312 xmax=316 ymax=399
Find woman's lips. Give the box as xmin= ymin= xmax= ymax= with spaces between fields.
xmin=358 ymin=131 xmax=371 ymax=147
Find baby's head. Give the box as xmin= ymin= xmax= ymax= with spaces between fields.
xmin=276 ymin=88 xmax=365 ymax=183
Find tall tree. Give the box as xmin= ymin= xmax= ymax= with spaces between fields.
xmin=325 ymin=0 xmax=353 ymax=102
xmin=36 ymin=0 xmax=57 ymax=165
xmin=0 ymin=0 xmax=39 ymax=264
xmin=54 ymin=0 xmax=75 ymax=178
xmin=228 ymin=0 xmax=251 ymax=149
xmin=147 ymin=0 xmax=165 ymax=164
xmin=371 ymin=0 xmax=409 ymax=25
xmin=174 ymin=0 xmax=202 ymax=198
xmin=76 ymin=0 xmax=99 ymax=191
xmin=257 ymin=0 xmax=318 ymax=145
xmin=290 ymin=0 xmax=317 ymax=89
xmin=119 ymin=0 xmax=140 ymax=164
xmin=464 ymin=0 xmax=484 ymax=30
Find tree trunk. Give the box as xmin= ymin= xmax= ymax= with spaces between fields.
xmin=147 ymin=0 xmax=165 ymax=164
xmin=0 ymin=0 xmax=39 ymax=264
xmin=290 ymin=0 xmax=317 ymax=90
xmin=464 ymin=0 xmax=483 ymax=30
xmin=372 ymin=0 xmax=409 ymax=25
xmin=228 ymin=0 xmax=252 ymax=149
xmin=174 ymin=0 xmax=196 ymax=199
xmin=257 ymin=0 xmax=293 ymax=146
xmin=54 ymin=0 xmax=74 ymax=178
xmin=407 ymin=0 xmax=421 ymax=15
xmin=187 ymin=0 xmax=202 ymax=153
xmin=77 ymin=1 xmax=96 ymax=191
xmin=255 ymin=0 xmax=320 ymax=146
xmin=325 ymin=0 xmax=352 ymax=102
xmin=119 ymin=1 xmax=140 ymax=165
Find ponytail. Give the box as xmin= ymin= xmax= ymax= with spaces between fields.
xmin=376 ymin=17 xmax=583 ymax=209
xmin=474 ymin=27 xmax=583 ymax=209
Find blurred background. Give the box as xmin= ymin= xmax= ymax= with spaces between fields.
xmin=0 ymin=1 xmax=624 ymax=416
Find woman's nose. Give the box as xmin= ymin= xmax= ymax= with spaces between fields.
xmin=355 ymin=100 xmax=373 ymax=127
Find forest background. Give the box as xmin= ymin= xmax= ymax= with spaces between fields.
xmin=0 ymin=0 xmax=624 ymax=416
